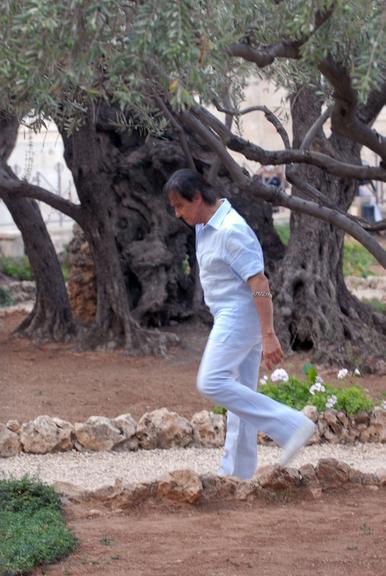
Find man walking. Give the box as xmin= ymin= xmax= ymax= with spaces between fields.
xmin=165 ymin=169 xmax=316 ymax=480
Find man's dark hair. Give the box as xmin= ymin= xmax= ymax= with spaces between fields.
xmin=164 ymin=169 xmax=217 ymax=205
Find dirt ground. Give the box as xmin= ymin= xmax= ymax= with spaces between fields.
xmin=1 ymin=311 xmax=385 ymax=425
xmin=30 ymin=489 xmax=386 ymax=576
xmin=1 ymin=310 xmax=386 ymax=576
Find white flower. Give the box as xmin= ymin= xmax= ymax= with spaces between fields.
xmin=326 ymin=395 xmax=337 ymax=409
xmin=383 ymin=400 xmax=386 ymax=411
xmin=337 ymin=368 xmax=348 ymax=379
xmin=354 ymin=368 xmax=361 ymax=376
xmin=270 ymin=368 xmax=289 ymax=382
xmin=309 ymin=382 xmax=325 ymax=395
xmin=316 ymin=375 xmax=324 ymax=384
xmin=259 ymin=375 xmax=268 ymax=385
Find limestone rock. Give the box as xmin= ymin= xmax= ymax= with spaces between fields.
xmin=353 ymin=411 xmax=370 ymax=426
xmin=302 ymin=405 xmax=318 ymax=423
xmin=315 ymin=458 xmax=350 ymax=488
xmin=136 ymin=408 xmax=193 ymax=449
xmin=21 ymin=415 xmax=73 ymax=454
xmin=369 ymin=407 xmax=386 ymax=443
xmin=6 ymin=419 xmax=21 ymax=433
xmin=299 ymin=463 xmax=318 ymax=486
xmin=324 ymin=410 xmax=343 ymax=437
xmin=191 ymin=410 xmax=225 ymax=447
xmin=0 ymin=423 xmax=21 ymax=457
xmin=113 ymin=414 xmax=139 ymax=451
xmin=157 ymin=469 xmax=203 ymax=503
xmin=52 ymin=417 xmax=74 ymax=451
xmin=255 ymin=464 xmax=301 ymax=491
xmin=200 ymin=474 xmax=239 ymax=500
xmin=75 ymin=416 xmax=123 ymax=451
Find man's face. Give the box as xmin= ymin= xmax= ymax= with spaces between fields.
xmin=168 ymin=191 xmax=202 ymax=226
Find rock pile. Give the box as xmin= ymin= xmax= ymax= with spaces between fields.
xmin=67 ymin=225 xmax=96 ymax=324
xmin=54 ymin=458 xmax=386 ymax=507
xmin=1 ymin=406 xmax=385 ymax=458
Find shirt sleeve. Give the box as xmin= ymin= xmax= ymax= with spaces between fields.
xmin=224 ymin=225 xmax=264 ymax=281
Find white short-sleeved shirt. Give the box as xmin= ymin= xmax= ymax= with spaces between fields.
xmin=195 ymin=198 xmax=264 ymax=318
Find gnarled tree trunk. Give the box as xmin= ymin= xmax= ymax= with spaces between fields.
xmin=274 ymin=88 xmax=386 ymax=369
xmin=0 ymin=115 xmax=75 ymax=342
xmin=60 ymin=106 xmax=197 ymax=352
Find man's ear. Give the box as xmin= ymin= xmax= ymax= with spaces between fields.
xmin=192 ymin=191 xmax=203 ymax=205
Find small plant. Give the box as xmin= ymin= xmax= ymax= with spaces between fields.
xmin=0 ymin=256 xmax=34 ymax=281
xmin=363 ymin=299 xmax=386 ymax=314
xmin=0 ymin=286 xmax=15 ymax=308
xmin=0 ymin=477 xmax=77 ymax=575
xmin=259 ymin=365 xmax=374 ymax=416
xmin=274 ymin=223 xmax=290 ymax=246
xmin=343 ymin=240 xmax=376 ymax=278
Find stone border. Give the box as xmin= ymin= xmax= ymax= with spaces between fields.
xmin=1 ymin=406 xmax=385 ymax=458
xmin=54 ymin=459 xmax=386 ymax=507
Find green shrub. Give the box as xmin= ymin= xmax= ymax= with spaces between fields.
xmin=274 ymin=223 xmax=290 ymax=246
xmin=343 ymin=241 xmax=376 ymax=278
xmin=0 ymin=286 xmax=14 ymax=308
xmin=213 ymin=364 xmax=374 ymax=417
xmin=0 ymin=477 xmax=77 ymax=575
xmin=259 ymin=365 xmax=374 ymax=416
xmin=363 ymin=299 xmax=386 ymax=314
xmin=0 ymin=256 xmax=34 ymax=281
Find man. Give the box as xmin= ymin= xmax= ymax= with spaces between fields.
xmin=165 ymin=169 xmax=316 ymax=480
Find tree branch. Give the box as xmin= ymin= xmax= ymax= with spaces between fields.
xmin=154 ymin=97 xmax=196 ymax=171
xmin=179 ymin=111 xmax=248 ymax=185
xmin=192 ymin=105 xmax=386 ymax=182
xmin=208 ymin=92 xmax=234 ymax=183
xmin=229 ymin=3 xmax=336 ymax=69
xmin=300 ymin=106 xmax=332 ymax=150
xmin=179 ymin=108 xmax=386 ymax=267
xmin=318 ymin=59 xmax=386 ymax=164
xmin=247 ymin=176 xmax=386 ymax=267
xmin=0 ymin=166 xmax=83 ymax=225
xmin=214 ymin=103 xmax=291 ymax=150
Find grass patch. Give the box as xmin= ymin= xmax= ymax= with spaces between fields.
xmin=0 ymin=477 xmax=77 ymax=575
xmin=0 ymin=250 xmax=71 ymax=283
xmin=0 ymin=286 xmax=15 ymax=308
xmin=0 ymin=256 xmax=34 ymax=281
xmin=363 ymin=298 xmax=386 ymax=314
xmin=343 ymin=241 xmax=377 ymax=278
xmin=274 ymin=223 xmax=290 ymax=246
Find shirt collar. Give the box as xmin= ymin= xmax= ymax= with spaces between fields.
xmin=205 ymin=198 xmax=231 ymax=229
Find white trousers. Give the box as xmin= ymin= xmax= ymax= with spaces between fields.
xmin=197 ymin=310 xmax=310 ymax=480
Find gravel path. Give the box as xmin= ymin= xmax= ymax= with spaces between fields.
xmin=1 ymin=444 xmax=385 ymax=491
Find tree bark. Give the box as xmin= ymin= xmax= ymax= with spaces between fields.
xmin=274 ymin=88 xmax=386 ymax=369
xmin=60 ymin=106 xmax=196 ymax=352
xmin=0 ymin=115 xmax=75 ymax=341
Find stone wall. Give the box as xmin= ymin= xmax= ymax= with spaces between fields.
xmin=67 ymin=225 xmax=96 ymax=324
xmin=1 ymin=406 xmax=385 ymax=457
xmin=55 ymin=459 xmax=386 ymax=506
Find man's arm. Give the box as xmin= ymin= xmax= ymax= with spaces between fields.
xmin=247 ymin=272 xmax=284 ymax=370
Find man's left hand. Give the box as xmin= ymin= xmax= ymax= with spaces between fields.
xmin=262 ymin=333 xmax=284 ymax=370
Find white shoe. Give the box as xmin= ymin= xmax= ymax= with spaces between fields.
xmin=280 ymin=419 xmax=317 ymax=467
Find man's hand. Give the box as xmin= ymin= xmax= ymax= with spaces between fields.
xmin=262 ymin=333 xmax=284 ymax=370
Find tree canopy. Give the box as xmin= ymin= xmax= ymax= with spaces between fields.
xmin=0 ymin=0 xmax=385 ymax=262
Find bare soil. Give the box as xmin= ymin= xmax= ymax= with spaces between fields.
xmin=31 ymin=488 xmax=386 ymax=576
xmin=1 ymin=310 xmax=386 ymax=576
xmin=1 ymin=311 xmax=385 ymax=425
